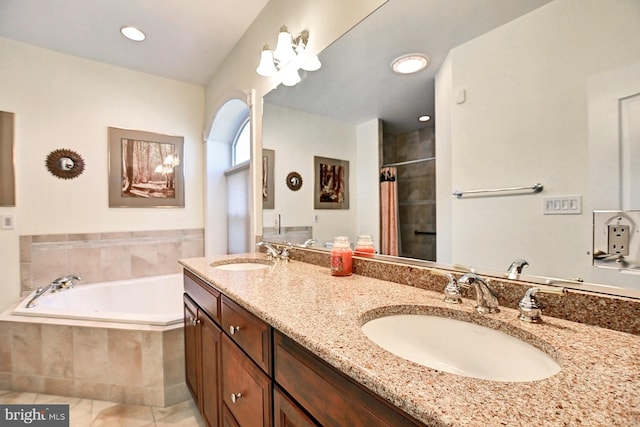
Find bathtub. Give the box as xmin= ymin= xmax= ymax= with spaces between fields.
xmin=1 ymin=273 xmax=188 ymax=407
xmin=12 ymin=273 xmax=183 ymax=326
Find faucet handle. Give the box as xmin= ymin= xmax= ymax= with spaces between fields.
xmin=280 ymin=245 xmax=292 ymax=262
xmin=507 ymin=258 xmax=529 ymax=279
xmin=63 ymin=275 xmax=82 ymax=288
xmin=443 ymin=273 xmax=463 ymax=304
xmin=518 ymin=286 xmax=566 ymax=323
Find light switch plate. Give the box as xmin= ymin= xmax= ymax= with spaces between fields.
xmin=543 ymin=195 xmax=582 ymax=215
xmin=1 ymin=214 xmax=15 ymax=229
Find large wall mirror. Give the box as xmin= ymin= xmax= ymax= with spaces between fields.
xmin=0 ymin=111 xmax=16 ymax=207
xmin=262 ymin=0 xmax=640 ymax=298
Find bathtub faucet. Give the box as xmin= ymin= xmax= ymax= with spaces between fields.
xmin=26 ymin=274 xmax=82 ymax=308
xmin=50 ymin=274 xmax=81 ymax=291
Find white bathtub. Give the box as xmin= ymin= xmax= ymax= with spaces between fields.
xmin=12 ymin=273 xmax=183 ymax=326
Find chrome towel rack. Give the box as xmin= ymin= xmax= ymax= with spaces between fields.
xmin=453 ymin=183 xmax=543 ymax=199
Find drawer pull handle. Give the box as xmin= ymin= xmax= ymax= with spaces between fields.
xmin=230 ymin=392 xmax=242 ymax=403
xmin=229 ymin=325 xmax=240 ymax=335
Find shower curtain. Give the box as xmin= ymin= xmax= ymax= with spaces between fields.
xmin=380 ymin=167 xmax=399 ymax=256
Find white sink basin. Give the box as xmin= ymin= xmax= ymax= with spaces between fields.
xmin=361 ymin=314 xmax=560 ymax=382
xmin=211 ymin=259 xmax=272 ymax=271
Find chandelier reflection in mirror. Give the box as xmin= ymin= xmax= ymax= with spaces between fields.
xmin=256 ymin=25 xmax=321 ymax=87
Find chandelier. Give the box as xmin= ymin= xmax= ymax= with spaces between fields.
xmin=256 ymin=25 xmax=321 ymax=86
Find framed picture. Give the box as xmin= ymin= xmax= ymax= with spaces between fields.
xmin=314 ymin=156 xmax=349 ymax=209
xmin=262 ymin=149 xmax=275 ymax=209
xmin=108 ymin=127 xmax=185 ymax=208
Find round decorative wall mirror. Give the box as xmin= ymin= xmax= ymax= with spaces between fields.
xmin=286 ymin=171 xmax=303 ymax=191
xmin=46 ymin=148 xmax=85 ymax=179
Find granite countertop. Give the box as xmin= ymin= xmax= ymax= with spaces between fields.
xmin=180 ymin=254 xmax=640 ymax=426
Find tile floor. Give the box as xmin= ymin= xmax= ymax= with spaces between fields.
xmin=0 ymin=390 xmax=205 ymax=427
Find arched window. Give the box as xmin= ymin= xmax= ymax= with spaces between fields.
xmin=232 ymin=119 xmax=250 ymax=165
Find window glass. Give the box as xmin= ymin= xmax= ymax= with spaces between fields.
xmin=233 ymin=120 xmax=250 ymax=165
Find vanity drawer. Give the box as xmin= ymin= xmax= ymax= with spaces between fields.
xmin=221 ymin=295 xmax=272 ymax=374
xmin=221 ymin=334 xmax=272 ymax=427
xmin=184 ymin=269 xmax=220 ymax=323
xmin=274 ymin=331 xmax=424 ymax=427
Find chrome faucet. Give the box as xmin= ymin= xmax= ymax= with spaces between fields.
xmin=507 ymin=258 xmax=529 ymax=279
xmin=458 ymin=273 xmax=499 ymax=314
xmin=256 ymin=241 xmax=281 ymax=259
xmin=300 ymin=238 xmax=317 ymax=248
xmin=26 ymin=274 xmax=82 ymax=308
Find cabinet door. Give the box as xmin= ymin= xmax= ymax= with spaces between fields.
xmin=184 ymin=295 xmax=200 ymax=403
xmin=200 ymin=312 xmax=222 ymax=427
xmin=222 ymin=334 xmax=272 ymax=427
xmin=274 ymin=385 xmax=319 ymax=427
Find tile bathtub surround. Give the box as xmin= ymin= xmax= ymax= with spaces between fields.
xmin=277 ymin=246 xmax=640 ymax=335
xmin=0 ymin=319 xmax=188 ymax=407
xmin=20 ymin=228 xmax=204 ymax=294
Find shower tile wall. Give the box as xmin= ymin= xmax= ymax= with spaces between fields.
xmin=383 ymin=127 xmax=436 ymax=261
xmin=19 ymin=228 xmax=204 ymax=294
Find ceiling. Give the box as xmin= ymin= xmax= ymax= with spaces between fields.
xmin=265 ymin=0 xmax=553 ymax=134
xmin=0 ymin=0 xmax=269 ymax=85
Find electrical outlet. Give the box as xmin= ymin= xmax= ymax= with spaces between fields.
xmin=608 ymin=225 xmax=630 ymax=256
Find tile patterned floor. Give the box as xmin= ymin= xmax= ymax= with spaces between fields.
xmin=0 ymin=390 xmax=205 ymax=427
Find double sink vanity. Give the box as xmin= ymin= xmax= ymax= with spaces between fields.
xmin=180 ymin=252 xmax=639 ymax=426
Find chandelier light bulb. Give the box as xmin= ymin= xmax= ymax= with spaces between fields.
xmin=281 ymin=66 xmax=301 ymax=87
xmin=256 ymin=46 xmax=278 ymax=77
xmin=273 ymin=26 xmax=295 ymax=63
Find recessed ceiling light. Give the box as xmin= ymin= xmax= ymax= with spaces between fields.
xmin=120 ymin=26 xmax=146 ymax=42
xmin=419 ymin=115 xmax=431 ymax=122
xmin=391 ymin=54 xmax=429 ymax=74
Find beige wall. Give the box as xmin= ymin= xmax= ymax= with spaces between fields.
xmin=0 ymin=38 xmax=205 ymax=310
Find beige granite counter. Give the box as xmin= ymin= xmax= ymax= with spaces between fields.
xmin=180 ymin=254 xmax=640 ymax=426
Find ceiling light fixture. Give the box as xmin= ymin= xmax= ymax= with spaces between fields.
xmin=391 ymin=54 xmax=429 ymax=74
xmin=120 ymin=26 xmax=146 ymax=42
xmin=419 ymin=115 xmax=431 ymax=122
xmin=256 ymin=25 xmax=321 ymax=87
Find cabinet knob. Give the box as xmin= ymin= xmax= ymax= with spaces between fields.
xmin=229 ymin=325 xmax=240 ymax=335
xmin=230 ymin=392 xmax=242 ymax=403
xmin=190 ymin=317 xmax=200 ymax=326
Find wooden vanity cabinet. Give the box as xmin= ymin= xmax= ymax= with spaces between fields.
xmin=184 ymin=270 xmax=273 ymax=427
xmin=184 ymin=269 xmax=424 ymax=427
